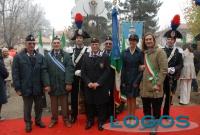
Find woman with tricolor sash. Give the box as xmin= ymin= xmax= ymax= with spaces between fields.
xmin=140 ymin=32 xmax=168 ymax=135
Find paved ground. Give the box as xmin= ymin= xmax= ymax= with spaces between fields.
xmin=1 ymin=86 xmax=200 ymax=120
xmin=1 ymin=89 xmax=52 ymax=119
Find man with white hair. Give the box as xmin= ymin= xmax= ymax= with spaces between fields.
xmin=12 ymin=34 xmax=47 ymax=132
xmin=2 ymin=47 xmax=13 ymax=98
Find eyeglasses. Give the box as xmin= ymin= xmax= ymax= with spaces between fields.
xmin=28 ymin=42 xmax=35 ymax=45
xmin=53 ymin=42 xmax=60 ymax=44
xmin=105 ymin=43 xmax=112 ymax=45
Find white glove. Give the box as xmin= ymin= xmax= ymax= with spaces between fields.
xmin=168 ymin=67 xmax=175 ymax=75
xmin=75 ymin=70 xmax=81 ymax=77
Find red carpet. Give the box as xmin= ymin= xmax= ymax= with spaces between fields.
xmin=0 ymin=106 xmax=200 ymax=135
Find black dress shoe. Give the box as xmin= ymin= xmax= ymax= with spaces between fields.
xmin=25 ymin=123 xmax=32 ymax=133
xmin=85 ymin=121 xmax=94 ymax=130
xmin=116 ymin=103 xmax=125 ymax=114
xmin=64 ymin=120 xmax=72 ymax=128
xmin=98 ymin=123 xmax=104 ymax=131
xmin=179 ymin=102 xmax=187 ymax=105
xmin=149 ymin=124 xmax=158 ymax=135
xmin=35 ymin=121 xmax=46 ymax=128
xmin=48 ymin=121 xmax=57 ymax=128
xmin=150 ymin=132 xmax=157 ymax=135
xmin=71 ymin=116 xmax=77 ymax=124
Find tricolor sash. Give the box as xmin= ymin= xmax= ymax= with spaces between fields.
xmin=48 ymin=52 xmax=65 ymax=72
xmin=144 ymin=53 xmax=158 ymax=86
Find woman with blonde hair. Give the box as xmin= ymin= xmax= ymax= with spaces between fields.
xmin=140 ymin=32 xmax=168 ymax=135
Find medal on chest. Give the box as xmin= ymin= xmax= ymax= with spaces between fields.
xmin=61 ymin=57 xmax=64 ymax=63
xmin=100 ymin=63 xmax=104 ymax=69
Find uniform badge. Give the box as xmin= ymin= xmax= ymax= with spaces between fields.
xmin=78 ymin=29 xmax=83 ymax=35
xmin=100 ymin=63 xmax=104 ymax=69
xmin=31 ymin=36 xmax=33 ymax=40
xmin=170 ymin=31 xmax=176 ymax=38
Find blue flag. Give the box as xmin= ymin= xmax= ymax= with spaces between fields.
xmin=111 ymin=7 xmax=122 ymax=106
xmin=111 ymin=7 xmax=122 ymax=72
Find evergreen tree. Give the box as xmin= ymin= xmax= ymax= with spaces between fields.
xmin=120 ymin=0 xmax=162 ymax=33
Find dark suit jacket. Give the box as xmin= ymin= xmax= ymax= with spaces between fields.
xmin=164 ymin=47 xmax=183 ymax=79
xmin=44 ymin=50 xmax=74 ymax=96
xmin=12 ymin=49 xmax=48 ymax=96
xmin=121 ymin=48 xmax=144 ymax=91
xmin=81 ymin=53 xmax=110 ymax=105
xmin=0 ymin=58 xmax=9 ymax=91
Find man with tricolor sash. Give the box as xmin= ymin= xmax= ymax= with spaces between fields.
xmin=44 ymin=36 xmax=74 ymax=128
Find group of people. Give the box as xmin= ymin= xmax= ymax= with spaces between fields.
xmin=118 ymin=29 xmax=197 ymax=135
xmin=0 ymin=24 xmax=199 ymax=135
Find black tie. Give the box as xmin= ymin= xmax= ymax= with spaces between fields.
xmin=106 ymin=50 xmax=110 ymax=55
xmin=29 ymin=54 xmax=36 ymax=67
xmin=169 ymin=47 xmax=173 ymax=50
xmin=94 ymin=54 xmax=97 ymax=58
xmin=55 ymin=52 xmax=59 ymax=58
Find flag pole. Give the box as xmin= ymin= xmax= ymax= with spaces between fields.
xmin=111 ymin=0 xmax=119 ymax=119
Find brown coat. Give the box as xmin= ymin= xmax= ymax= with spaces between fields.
xmin=140 ymin=47 xmax=168 ymax=98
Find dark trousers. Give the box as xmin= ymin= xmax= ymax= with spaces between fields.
xmin=192 ymin=70 xmax=199 ymax=91
xmin=71 ymin=76 xmax=84 ymax=118
xmin=163 ymin=77 xmax=177 ymax=115
xmin=141 ymin=97 xmax=163 ymax=119
xmin=22 ymin=96 xmax=43 ymax=124
xmin=107 ymin=69 xmax=115 ymax=118
xmin=107 ymin=89 xmax=114 ymax=118
xmin=86 ymin=103 xmax=107 ymax=124
xmin=50 ymin=95 xmax=69 ymax=122
xmin=163 ymin=93 xmax=172 ymax=116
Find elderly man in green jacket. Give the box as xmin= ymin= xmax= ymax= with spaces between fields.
xmin=44 ymin=36 xmax=74 ymax=128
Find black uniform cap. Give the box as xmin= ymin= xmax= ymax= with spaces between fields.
xmin=91 ymin=37 xmax=100 ymax=43
xmin=105 ymin=36 xmax=112 ymax=41
xmin=26 ymin=34 xmax=35 ymax=41
xmin=164 ymin=30 xmax=183 ymax=39
xmin=52 ymin=36 xmax=60 ymax=41
xmin=129 ymin=34 xmax=139 ymax=42
xmin=71 ymin=29 xmax=90 ymax=40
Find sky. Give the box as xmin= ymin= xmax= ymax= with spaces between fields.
xmin=34 ymin=0 xmax=190 ymax=31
